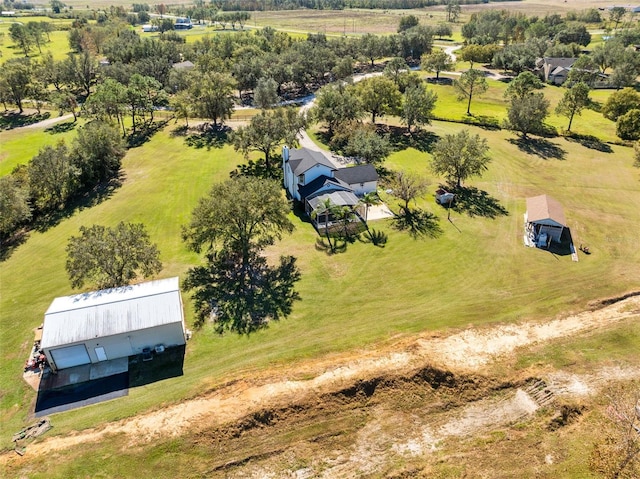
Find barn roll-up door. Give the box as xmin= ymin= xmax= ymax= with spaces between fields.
xmin=50 ymin=344 xmax=91 ymax=369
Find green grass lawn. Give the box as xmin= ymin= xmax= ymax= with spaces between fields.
xmin=0 ymin=117 xmax=82 ymax=176
xmin=2 ymin=112 xmax=639 ymax=458
xmin=0 ymin=17 xmax=74 ymax=61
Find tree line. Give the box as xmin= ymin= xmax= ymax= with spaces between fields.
xmin=0 ymin=121 xmax=126 ymax=238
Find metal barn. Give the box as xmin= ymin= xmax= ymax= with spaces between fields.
xmin=41 ymin=277 xmax=186 ymax=372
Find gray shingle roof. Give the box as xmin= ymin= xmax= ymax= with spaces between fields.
xmin=298 ymin=175 xmax=350 ymax=200
xmin=334 ymin=164 xmax=378 ymax=184
xmin=287 ymin=148 xmax=336 ymax=176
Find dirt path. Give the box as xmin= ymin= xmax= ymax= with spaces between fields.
xmin=5 ymin=293 xmax=638 ymax=462
xmin=22 ymin=113 xmax=73 ymax=129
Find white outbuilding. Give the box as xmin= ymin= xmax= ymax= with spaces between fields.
xmin=41 ymin=277 xmax=186 ymax=372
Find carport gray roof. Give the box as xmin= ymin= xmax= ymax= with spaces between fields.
xmin=307 ymin=190 xmax=360 ymax=210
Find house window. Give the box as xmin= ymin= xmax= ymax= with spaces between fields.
xmin=298 ymin=174 xmax=305 ymax=184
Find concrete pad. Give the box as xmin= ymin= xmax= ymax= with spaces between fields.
xmin=90 ymin=357 xmax=129 ymax=380
xmin=367 ymin=203 xmax=394 ymax=221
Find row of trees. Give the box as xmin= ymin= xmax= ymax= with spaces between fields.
xmin=0 ymin=51 xmax=96 ymax=114
xmin=0 ymin=121 xmax=126 ymax=237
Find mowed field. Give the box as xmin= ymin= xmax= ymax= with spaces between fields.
xmin=2 ymin=2 xmax=640 ymax=475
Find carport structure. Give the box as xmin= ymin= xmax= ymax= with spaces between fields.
xmin=525 ymin=195 xmax=567 ymax=248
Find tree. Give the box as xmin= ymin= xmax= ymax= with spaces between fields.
xmin=50 ymin=0 xmax=65 ymax=13
xmin=455 ymin=68 xmax=488 ymax=116
xmin=431 ymin=129 xmax=491 ymax=187
xmin=182 ymin=176 xmax=294 ymax=264
xmin=28 ymin=142 xmax=79 ymax=211
xmin=66 ymin=222 xmax=162 ymax=290
xmin=602 ymin=88 xmax=640 ymax=121
xmin=0 ymin=58 xmax=31 ymax=113
xmin=591 ymin=39 xmax=625 ymax=74
xmin=253 ymin=77 xmax=279 ymax=110
xmin=83 ymin=78 xmax=128 ymax=135
xmin=555 ymin=81 xmax=590 ymax=132
xmin=0 ymin=176 xmax=31 ymax=237
xmin=504 ymin=71 xmax=544 ymax=99
xmin=313 ymin=84 xmax=363 ymax=136
xmin=355 ymin=76 xmax=402 ymax=124
xmin=63 ymin=51 xmax=97 ymax=96
xmin=505 ymin=92 xmax=550 ymax=139
xmin=492 ymin=43 xmax=536 ymax=75
xmin=71 ymin=120 xmax=126 ymax=187
xmin=359 ymin=33 xmax=384 ymax=68
xmin=389 ymin=170 xmax=429 ymax=213
xmin=446 ymin=0 xmax=461 ymax=23
xmin=609 ymin=6 xmax=626 ymax=31
xmin=384 ymin=57 xmax=409 ymax=86
xmin=402 ymin=83 xmax=437 ymax=134
xmin=616 ymin=109 xmax=640 ymax=141
xmin=126 ymin=73 xmax=167 ymax=131
xmin=9 ymin=24 xmax=33 ymax=56
xmin=170 ymin=90 xmax=193 ymax=127
xmin=398 ymin=15 xmax=419 ymax=33
xmin=232 ymin=107 xmax=306 ymax=174
xmin=458 ymin=44 xmax=500 ymax=68
xmin=311 ymin=197 xmax=337 ymax=250
xmin=189 ymin=71 xmax=236 ymax=127
xmin=421 ymin=50 xmax=454 ymax=80
xmin=434 ymin=23 xmax=453 ymax=40
xmin=343 ymin=128 xmax=391 ymax=166
xmin=360 ymin=191 xmax=381 ymax=223
xmin=566 ymin=55 xmax=600 ymax=86
xmin=52 ymin=91 xmax=79 ymax=121
xmin=26 ymin=22 xmax=45 ymax=54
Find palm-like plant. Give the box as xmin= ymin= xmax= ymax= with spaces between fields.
xmin=359 ymin=191 xmax=381 ymax=223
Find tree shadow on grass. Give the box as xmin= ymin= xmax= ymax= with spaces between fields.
xmin=184 ymin=125 xmax=230 ymax=150
xmin=127 ymin=120 xmax=168 ymax=148
xmin=509 ymin=137 xmax=566 ymax=160
xmin=170 ymin=124 xmax=189 ymax=137
xmin=45 ymin=121 xmax=77 ymax=134
xmin=563 ymin=133 xmax=613 ymax=153
xmin=1 ymin=174 xmax=124 ymax=262
xmin=231 ymin=158 xmax=283 ymax=181
xmin=0 ymin=111 xmax=50 ymax=130
xmin=315 ymin=236 xmax=348 ymax=254
xmin=451 ymin=185 xmax=509 ymax=219
xmin=0 ymin=229 xmax=29 ymax=262
xmin=359 ymin=228 xmax=388 ymax=247
xmin=383 ymin=125 xmax=439 ymax=153
xmin=392 ymin=207 xmax=443 ymax=239
xmin=33 ymin=173 xmax=124 ymax=233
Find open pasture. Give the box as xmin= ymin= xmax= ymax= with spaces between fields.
xmin=1 ymin=112 xmax=639 ymax=448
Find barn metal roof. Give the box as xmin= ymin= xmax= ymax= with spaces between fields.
xmin=41 ymin=277 xmax=184 ymax=349
xmin=526 ymin=194 xmax=567 ymax=227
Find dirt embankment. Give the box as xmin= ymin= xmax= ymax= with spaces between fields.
xmin=3 ymin=293 xmax=640 ymax=473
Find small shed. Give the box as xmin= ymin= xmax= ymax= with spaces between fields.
xmin=41 ymin=277 xmax=185 ymax=372
xmin=525 ymin=194 xmax=567 ymax=246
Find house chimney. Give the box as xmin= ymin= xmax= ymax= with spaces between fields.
xmin=282 ymin=145 xmax=289 ymax=162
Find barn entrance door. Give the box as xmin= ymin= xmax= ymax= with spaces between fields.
xmin=50 ymin=344 xmax=91 ymax=369
xmin=95 ymin=347 xmax=108 ymax=362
